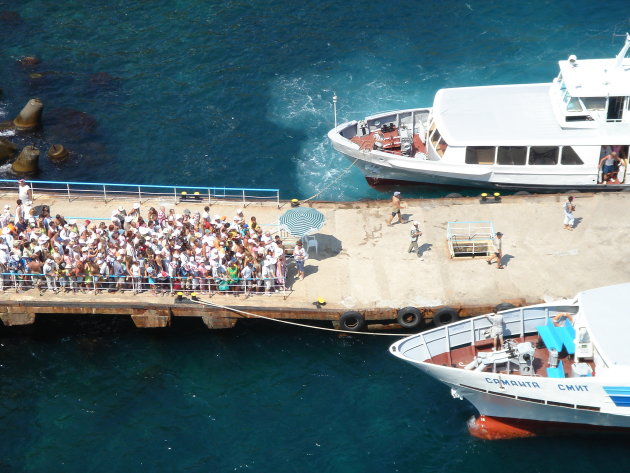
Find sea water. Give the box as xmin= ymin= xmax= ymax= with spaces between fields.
xmin=2 ymin=1 xmax=630 ymax=471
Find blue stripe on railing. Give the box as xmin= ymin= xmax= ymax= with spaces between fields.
xmin=0 ymin=179 xmax=279 ymax=193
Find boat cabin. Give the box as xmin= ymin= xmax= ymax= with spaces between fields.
xmin=552 ymin=34 xmax=630 ymax=125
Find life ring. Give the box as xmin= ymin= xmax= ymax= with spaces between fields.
xmin=494 ymin=302 xmax=516 ymax=312
xmin=397 ymin=307 xmax=423 ymax=330
xmin=432 ymin=307 xmax=459 ymax=327
xmin=339 ymin=311 xmax=366 ymax=332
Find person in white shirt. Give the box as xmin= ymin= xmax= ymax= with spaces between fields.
xmin=293 ymin=240 xmax=306 ymax=280
xmin=17 ymin=179 xmax=33 ymax=209
xmin=486 ymin=311 xmax=504 ymax=351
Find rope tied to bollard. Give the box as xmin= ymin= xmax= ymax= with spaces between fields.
xmin=191 ymin=298 xmax=409 ymax=337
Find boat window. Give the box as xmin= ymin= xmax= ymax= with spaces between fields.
xmin=465 ymin=147 xmax=495 ymax=165
xmin=430 ymin=127 xmax=441 ymax=149
xmin=497 ymin=146 xmax=526 ymax=165
xmin=436 ymin=137 xmax=448 ymax=157
xmin=560 ymin=146 xmax=584 ymax=165
xmin=582 ymin=97 xmax=606 ymax=111
xmin=566 ymin=97 xmax=583 ymax=112
xmin=607 ymin=96 xmax=625 ymax=121
xmin=529 ymin=146 xmax=559 ymax=165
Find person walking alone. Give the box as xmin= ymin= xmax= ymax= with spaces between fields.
xmin=386 ymin=191 xmax=407 ymax=226
xmin=563 ymin=196 xmax=576 ymax=231
xmin=487 ymin=232 xmax=504 ymax=269
xmin=408 ymin=221 xmax=423 ymax=258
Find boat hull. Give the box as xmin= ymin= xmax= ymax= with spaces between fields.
xmin=347 ymin=150 xmax=627 ymax=192
xmin=468 ymin=415 xmax=630 ymax=440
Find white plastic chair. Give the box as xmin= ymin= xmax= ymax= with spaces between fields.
xmin=302 ymin=234 xmax=318 ymax=255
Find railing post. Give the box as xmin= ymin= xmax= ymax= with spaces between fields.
xmin=138 ymin=186 xmax=142 ymax=203
xmin=242 ymin=189 xmax=245 ymax=207
xmin=207 ymin=188 xmax=211 ymax=206
xmin=174 ymin=187 xmax=177 ymax=204
xmin=277 ymin=190 xmax=280 ymax=209
xmin=67 ymin=183 xmax=71 ymax=202
xmin=103 ymin=185 xmax=107 ymax=202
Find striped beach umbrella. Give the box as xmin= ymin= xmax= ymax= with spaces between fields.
xmin=279 ymin=207 xmax=325 ymax=237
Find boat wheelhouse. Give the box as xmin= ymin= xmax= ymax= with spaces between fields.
xmin=328 ymin=34 xmax=630 ymax=191
xmin=389 ymin=283 xmax=630 ymax=439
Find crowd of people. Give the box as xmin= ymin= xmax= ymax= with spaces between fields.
xmin=0 ymin=181 xmax=306 ymax=296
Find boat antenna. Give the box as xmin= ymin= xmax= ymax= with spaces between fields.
xmin=614 ymin=32 xmax=630 ymax=68
xmin=333 ymin=93 xmax=338 ymax=128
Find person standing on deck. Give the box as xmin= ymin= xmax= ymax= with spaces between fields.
xmin=386 ymin=191 xmax=407 ymax=226
xmin=486 ymin=311 xmax=504 ymax=351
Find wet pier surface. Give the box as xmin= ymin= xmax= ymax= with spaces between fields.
xmin=1 ymin=190 xmax=628 ymax=330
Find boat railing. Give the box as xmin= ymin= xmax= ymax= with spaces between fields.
xmin=0 ymin=179 xmax=281 ymax=208
xmin=397 ymin=305 xmax=570 ymax=362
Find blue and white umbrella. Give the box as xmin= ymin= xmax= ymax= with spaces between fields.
xmin=279 ymin=207 xmax=325 ymax=237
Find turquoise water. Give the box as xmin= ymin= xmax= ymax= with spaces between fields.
xmin=2 ymin=1 xmax=630 ymax=471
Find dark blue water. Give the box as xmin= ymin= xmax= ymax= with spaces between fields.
xmin=2 ymin=1 xmax=630 ymax=471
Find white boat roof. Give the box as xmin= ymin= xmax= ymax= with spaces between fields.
xmin=433 ymin=84 xmax=630 ymax=147
xmin=578 ymin=283 xmax=630 ymax=367
xmin=559 ymin=57 xmax=630 ymax=97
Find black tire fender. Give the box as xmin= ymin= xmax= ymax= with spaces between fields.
xmin=339 ymin=311 xmax=366 ymax=332
xmin=397 ymin=307 xmax=423 ymax=330
xmin=494 ymin=302 xmax=516 ymax=312
xmin=433 ymin=307 xmax=459 ymax=327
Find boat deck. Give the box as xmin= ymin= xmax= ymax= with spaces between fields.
xmin=427 ymin=334 xmax=595 ymax=379
xmin=350 ymin=127 xmax=427 ymax=156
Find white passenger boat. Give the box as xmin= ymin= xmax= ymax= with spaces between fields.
xmin=389 ymin=283 xmax=630 ymax=439
xmin=328 ymin=34 xmax=630 ymax=191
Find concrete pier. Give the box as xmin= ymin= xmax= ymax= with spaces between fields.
xmin=1 ymin=188 xmax=628 ymax=331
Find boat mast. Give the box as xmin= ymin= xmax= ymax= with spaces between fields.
xmin=333 ymin=93 xmax=338 ymax=128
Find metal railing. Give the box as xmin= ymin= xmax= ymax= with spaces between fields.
xmin=0 ymin=179 xmax=281 ymax=207
xmin=446 ymin=221 xmax=494 ymax=258
xmin=0 ymin=273 xmax=291 ymax=298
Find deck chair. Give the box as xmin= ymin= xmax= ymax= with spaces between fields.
xmin=303 ymin=234 xmax=318 ymax=255
xmin=536 ymin=323 xmax=563 ymax=352
xmin=555 ymin=323 xmax=576 ymax=355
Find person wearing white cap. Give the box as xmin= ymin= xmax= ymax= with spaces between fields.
xmin=43 ymin=257 xmax=59 ymax=293
xmin=408 ymin=221 xmax=423 ymax=259
xmin=17 ymin=179 xmax=33 ymax=210
xmin=386 ymin=191 xmax=407 ymax=226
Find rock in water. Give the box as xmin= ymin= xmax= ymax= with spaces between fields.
xmin=48 ymin=144 xmax=69 ymax=161
xmin=0 ymin=138 xmax=18 ymax=163
xmin=19 ymin=56 xmax=41 ymax=67
xmin=12 ymin=145 xmax=40 ymax=174
xmin=13 ymin=98 xmax=44 ymax=130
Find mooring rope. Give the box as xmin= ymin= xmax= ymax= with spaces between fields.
xmin=300 ymin=156 xmax=360 ymax=204
xmin=192 ymin=298 xmax=409 ymax=337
